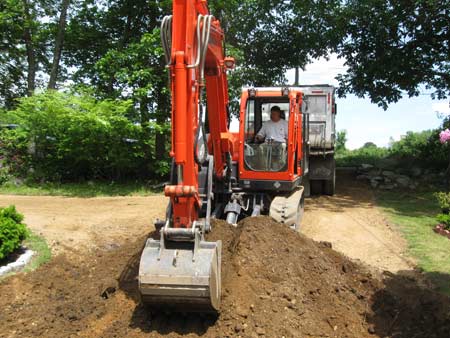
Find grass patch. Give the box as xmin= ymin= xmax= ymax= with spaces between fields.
xmin=0 ymin=180 xmax=160 ymax=197
xmin=23 ymin=231 xmax=51 ymax=272
xmin=0 ymin=231 xmax=51 ymax=280
xmin=376 ymin=190 xmax=450 ymax=295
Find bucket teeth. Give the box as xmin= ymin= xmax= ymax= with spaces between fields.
xmin=138 ymin=238 xmax=222 ymax=312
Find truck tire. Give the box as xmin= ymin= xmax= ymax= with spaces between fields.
xmin=310 ymin=180 xmax=322 ymax=195
xmin=323 ymin=170 xmax=336 ymax=196
xmin=303 ymin=176 xmax=310 ymax=197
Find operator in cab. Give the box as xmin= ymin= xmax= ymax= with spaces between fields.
xmin=255 ymin=105 xmax=288 ymax=143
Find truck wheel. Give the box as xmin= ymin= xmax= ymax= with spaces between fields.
xmin=323 ymin=171 xmax=336 ymax=196
xmin=310 ymin=180 xmax=322 ymax=195
xmin=303 ymin=176 xmax=310 ymax=197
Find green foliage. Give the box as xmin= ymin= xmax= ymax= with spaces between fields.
xmin=337 ymin=125 xmax=449 ymax=170
xmin=436 ymin=214 xmax=450 ymax=230
xmin=336 ymin=0 xmax=449 ymax=108
xmin=434 ymin=192 xmax=450 ymax=211
xmin=336 ymin=145 xmax=389 ymax=167
xmin=3 ymin=90 xmax=170 ymax=181
xmin=335 ymin=130 xmax=347 ymax=153
xmin=390 ymin=130 xmax=447 ymax=166
xmin=0 ymin=127 xmax=31 ymax=179
xmin=0 ymin=205 xmax=29 ymax=260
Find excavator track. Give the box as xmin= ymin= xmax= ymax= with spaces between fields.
xmin=269 ymin=187 xmax=305 ymax=231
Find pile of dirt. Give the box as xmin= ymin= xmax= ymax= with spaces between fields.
xmin=1 ymin=217 xmax=450 ymax=338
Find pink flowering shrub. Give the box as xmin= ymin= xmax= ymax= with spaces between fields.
xmin=439 ymin=129 xmax=450 ymax=144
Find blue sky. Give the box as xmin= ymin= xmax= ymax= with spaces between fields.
xmin=286 ymin=55 xmax=449 ymax=149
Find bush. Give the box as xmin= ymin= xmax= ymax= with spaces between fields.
xmin=336 ymin=146 xmax=389 ymax=167
xmin=390 ymin=130 xmax=448 ymax=168
xmin=436 ymin=213 xmax=450 ymax=230
xmin=2 ymin=90 xmax=171 ymax=181
xmin=434 ymin=192 xmax=450 ymax=212
xmin=0 ymin=205 xmax=29 ymax=260
xmin=0 ymin=127 xmax=31 ymax=179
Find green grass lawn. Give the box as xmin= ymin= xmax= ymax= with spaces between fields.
xmin=376 ymin=190 xmax=450 ymax=295
xmin=0 ymin=231 xmax=51 ymax=280
xmin=0 ymin=181 xmax=161 ymax=197
xmin=23 ymin=231 xmax=52 ymax=272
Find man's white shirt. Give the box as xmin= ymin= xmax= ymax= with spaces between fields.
xmin=256 ymin=119 xmax=288 ymax=143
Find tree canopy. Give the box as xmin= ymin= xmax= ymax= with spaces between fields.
xmin=0 ymin=0 xmax=448 ymax=112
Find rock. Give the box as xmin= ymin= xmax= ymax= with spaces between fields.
xmin=360 ymin=164 xmax=374 ymax=170
xmin=371 ymin=176 xmax=384 ymax=181
xmin=255 ymin=327 xmax=266 ymax=335
xmin=379 ymin=184 xmax=395 ymax=190
xmin=236 ymin=306 xmax=249 ymax=318
xmin=370 ymin=179 xmax=379 ymax=189
xmin=382 ymin=170 xmax=396 ymax=178
xmin=367 ymin=169 xmax=381 ymax=177
xmin=234 ymin=324 xmax=243 ymax=333
xmin=395 ymin=175 xmax=411 ymax=188
xmin=410 ymin=167 xmax=422 ymax=177
xmin=356 ymin=175 xmax=368 ymax=181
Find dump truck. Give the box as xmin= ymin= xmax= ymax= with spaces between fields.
xmin=296 ymin=85 xmax=337 ymax=195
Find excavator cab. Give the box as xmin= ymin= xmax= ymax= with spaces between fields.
xmin=239 ymin=87 xmax=307 ymax=185
xmin=243 ymin=99 xmax=290 ymax=172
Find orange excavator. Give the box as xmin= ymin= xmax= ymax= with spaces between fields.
xmin=139 ymin=0 xmax=309 ymax=312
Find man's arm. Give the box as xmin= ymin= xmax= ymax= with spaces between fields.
xmin=255 ymin=124 xmax=266 ymax=142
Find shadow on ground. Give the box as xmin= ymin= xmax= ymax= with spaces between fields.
xmin=368 ymin=269 xmax=450 ymax=338
xmin=306 ymin=170 xmax=377 ymax=213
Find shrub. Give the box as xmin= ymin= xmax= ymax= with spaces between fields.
xmin=336 ymin=146 xmax=389 ymax=167
xmin=2 ymin=90 xmax=171 ymax=181
xmin=0 ymin=205 xmax=29 ymax=260
xmin=0 ymin=127 xmax=31 ymax=179
xmin=390 ymin=130 xmax=448 ymax=168
xmin=434 ymin=192 xmax=450 ymax=212
xmin=436 ymin=213 xmax=450 ymax=230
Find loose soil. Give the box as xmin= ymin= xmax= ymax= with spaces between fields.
xmin=1 ymin=176 xmax=449 ymax=337
xmin=0 ymin=217 xmax=449 ymax=338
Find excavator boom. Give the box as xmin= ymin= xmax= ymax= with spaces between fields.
xmin=138 ymin=0 xmax=233 ymax=312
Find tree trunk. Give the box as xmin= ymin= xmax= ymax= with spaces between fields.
xmin=48 ymin=0 xmax=71 ymax=89
xmin=155 ymin=87 xmax=169 ymax=161
xmin=22 ymin=0 xmax=35 ymax=96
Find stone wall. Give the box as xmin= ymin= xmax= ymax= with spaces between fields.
xmin=356 ymin=164 xmax=446 ymax=190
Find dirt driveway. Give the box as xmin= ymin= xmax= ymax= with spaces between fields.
xmin=0 ymin=172 xmax=412 ymax=272
xmin=2 ymin=174 xmax=449 ymax=338
xmin=303 ymin=172 xmax=414 ymax=272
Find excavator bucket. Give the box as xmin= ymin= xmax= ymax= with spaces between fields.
xmin=139 ymin=237 xmax=222 ymax=312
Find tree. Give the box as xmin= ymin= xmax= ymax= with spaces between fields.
xmin=362 ymin=142 xmax=377 ymax=149
xmin=335 ymin=0 xmax=449 ymax=109
xmin=0 ymin=0 xmax=58 ymax=106
xmin=336 ymin=130 xmax=347 ymax=152
xmin=48 ymin=0 xmax=70 ymax=89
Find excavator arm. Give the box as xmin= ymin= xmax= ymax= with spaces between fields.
xmin=139 ymin=0 xmax=234 ymax=312
xmin=163 ymin=0 xmax=234 ymax=229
